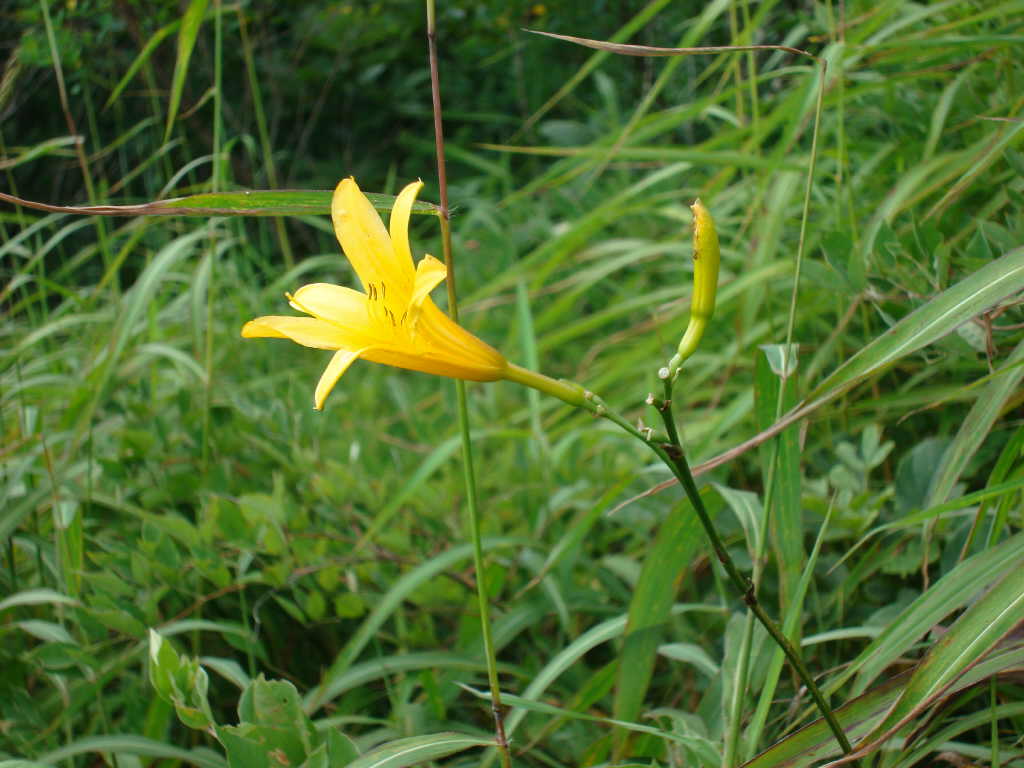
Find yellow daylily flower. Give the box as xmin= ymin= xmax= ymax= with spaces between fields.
xmin=242 ymin=178 xmax=507 ymax=409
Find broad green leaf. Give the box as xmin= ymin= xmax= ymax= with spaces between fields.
xmin=237 ymin=677 xmax=317 ymax=755
xmin=344 ymin=734 xmax=494 ymax=768
xmin=15 ymin=620 xmax=74 ymax=644
xmin=148 ymin=629 xmax=216 ymax=731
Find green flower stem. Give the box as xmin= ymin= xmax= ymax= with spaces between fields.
xmin=509 ymin=366 xmax=854 ymax=760
xmin=503 ymin=364 xmax=586 ymax=408
xmin=653 ymin=380 xmax=855 ymax=760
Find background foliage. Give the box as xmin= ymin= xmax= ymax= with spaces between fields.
xmin=2 ymin=1 xmax=1023 ymax=767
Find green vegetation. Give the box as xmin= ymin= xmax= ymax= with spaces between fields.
xmin=3 ymin=1 xmax=1023 ymax=767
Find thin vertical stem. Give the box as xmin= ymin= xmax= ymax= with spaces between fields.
xmin=425 ymin=4 xmax=511 ymax=767
xmin=201 ymin=0 xmax=223 ymax=473
xmin=237 ymin=7 xmax=293 ymax=268
xmin=39 ymin=0 xmax=114 ymax=287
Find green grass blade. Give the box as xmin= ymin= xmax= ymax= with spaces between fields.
xmin=345 ymin=734 xmax=494 ymax=768
xmin=165 ymin=0 xmax=210 ymax=142
xmin=743 ymin=642 xmax=1024 ymax=768
xmin=0 ymin=189 xmax=440 ymax=218
xmin=68 ymin=227 xmax=210 ymax=448
xmin=844 ymin=568 xmax=1024 ymax=763
xmin=838 ymin=530 xmax=1024 ymax=696
xmin=37 ymin=735 xmax=225 ymax=768
xmin=515 ymin=0 xmax=676 ymax=137
xmin=612 ymin=499 xmax=703 ymax=758
xmin=104 ymin=17 xmax=183 ymax=110
xmin=802 ymin=246 xmax=1024 ymax=414
xmin=925 ymin=120 xmax=1024 ymax=220
xmin=303 ymin=537 xmax=523 ymax=714
xmin=925 ymin=337 xmax=1024 ymax=508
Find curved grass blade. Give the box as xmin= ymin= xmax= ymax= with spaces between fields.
xmin=803 ymin=246 xmax=1024 ymax=409
xmin=742 ymin=641 xmax=1024 ymax=768
xmin=612 ymin=500 xmax=703 ymax=758
xmin=165 ymin=0 xmax=210 ymax=142
xmin=0 ymin=136 xmax=80 ymax=170
xmin=344 ymin=733 xmax=494 ymax=768
xmin=515 ymin=0 xmax=676 ymax=137
xmin=525 ymin=28 xmax=814 ymax=60
xmin=103 ymin=11 xmax=211 ymax=110
xmin=36 ymin=735 xmax=225 ymax=768
xmin=303 ymin=537 xmax=524 ymax=714
xmin=838 ymin=530 xmax=1024 ymax=697
xmin=924 ymin=337 xmax=1024 ymax=508
xmin=827 ymin=569 xmax=1024 ymax=766
xmin=0 ymin=189 xmax=440 ymax=218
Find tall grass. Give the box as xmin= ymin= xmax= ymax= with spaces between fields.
xmin=2 ymin=1 xmax=1024 ymax=767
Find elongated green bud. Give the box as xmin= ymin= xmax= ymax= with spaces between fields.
xmin=662 ymin=199 xmax=720 ymax=380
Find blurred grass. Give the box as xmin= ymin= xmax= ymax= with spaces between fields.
xmin=3 ymin=1 xmax=1024 ymax=766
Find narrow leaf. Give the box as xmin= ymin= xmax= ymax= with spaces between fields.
xmin=165 ymin=0 xmax=210 ymax=142
xmin=344 ymin=734 xmax=494 ymax=768
xmin=0 ymin=189 xmax=439 ymax=218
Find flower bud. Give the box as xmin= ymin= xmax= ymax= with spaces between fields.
xmin=666 ymin=199 xmax=720 ymax=379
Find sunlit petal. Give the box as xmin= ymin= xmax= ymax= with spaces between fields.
xmin=290 ymin=283 xmax=371 ymax=327
xmin=241 ymin=316 xmax=342 ymax=350
xmin=389 ymin=179 xmax=424 ymax=267
xmin=332 ymin=178 xmax=413 ymax=297
xmin=314 ymin=348 xmax=364 ymax=410
xmin=409 ymin=254 xmax=448 ymax=311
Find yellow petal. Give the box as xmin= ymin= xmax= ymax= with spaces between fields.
xmin=361 ymin=346 xmax=506 ymax=381
xmin=314 ymin=348 xmax=364 ymax=410
xmin=241 ymin=316 xmax=342 ymax=350
xmin=409 ymin=298 xmax=508 ymax=378
xmin=290 ymin=282 xmax=371 ymax=327
xmin=409 ymin=254 xmax=447 ymax=311
xmin=332 ymin=178 xmax=413 ymax=297
xmin=389 ymin=179 xmax=424 ymax=267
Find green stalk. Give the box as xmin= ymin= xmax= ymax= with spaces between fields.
xmin=39 ymin=0 xmax=114 ymax=288
xmin=237 ymin=6 xmax=293 ymax=268
xmin=425 ymin=4 xmax=511 ymax=766
xmin=508 ymin=364 xmax=854 ymax=758
xmin=651 ymin=380 xmax=854 ymax=759
xmin=201 ymin=0 xmax=223 ymax=473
